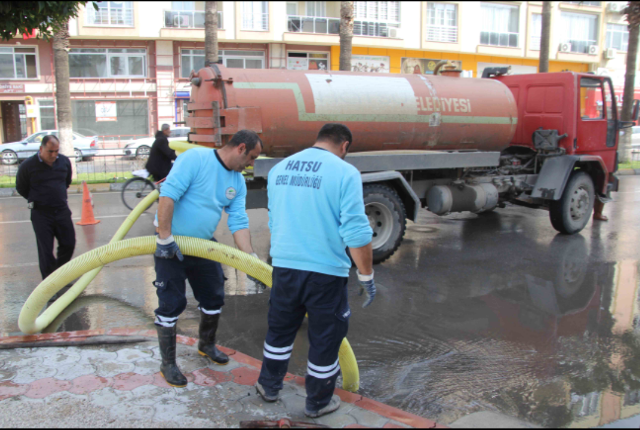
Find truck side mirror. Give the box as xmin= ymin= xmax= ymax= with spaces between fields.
xmin=633 ymin=100 xmax=640 ymax=121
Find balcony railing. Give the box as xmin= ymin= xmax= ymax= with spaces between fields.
xmin=86 ymin=7 xmax=134 ymax=26
xmin=164 ymin=10 xmax=223 ymax=29
xmin=242 ymin=13 xmax=268 ymax=31
xmin=562 ymin=38 xmax=598 ymax=54
xmin=426 ymin=26 xmax=458 ymax=43
xmin=530 ymin=36 xmax=541 ymax=51
xmin=353 ymin=20 xmax=400 ymax=38
xmin=480 ymin=31 xmax=519 ymax=48
xmin=287 ymin=15 xmax=340 ymax=34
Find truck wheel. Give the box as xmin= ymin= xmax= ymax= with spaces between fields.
xmin=549 ymin=171 xmax=594 ymax=235
xmin=364 ymin=184 xmax=406 ymax=264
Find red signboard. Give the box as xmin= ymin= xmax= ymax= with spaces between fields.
xmin=0 ymin=84 xmax=25 ymax=93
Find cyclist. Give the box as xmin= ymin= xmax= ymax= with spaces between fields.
xmin=146 ymin=124 xmax=177 ymax=181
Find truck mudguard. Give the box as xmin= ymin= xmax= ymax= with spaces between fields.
xmin=361 ymin=171 xmax=421 ymax=221
xmin=531 ymin=155 xmax=608 ymax=200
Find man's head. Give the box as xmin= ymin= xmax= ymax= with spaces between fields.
xmin=223 ymin=130 xmax=263 ymax=172
xmin=315 ymin=123 xmax=353 ymax=159
xmin=161 ymin=123 xmax=171 ymax=137
xmin=39 ymin=135 xmax=60 ymax=166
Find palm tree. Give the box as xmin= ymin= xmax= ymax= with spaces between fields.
xmin=619 ymin=1 xmax=640 ymax=163
xmin=204 ymin=1 xmax=218 ymax=67
xmin=539 ymin=1 xmax=552 ymax=73
xmin=52 ymin=21 xmax=76 ymax=178
xmin=339 ymin=1 xmax=354 ymax=71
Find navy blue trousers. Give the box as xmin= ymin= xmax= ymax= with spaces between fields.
xmin=258 ymin=267 xmax=350 ymax=412
xmin=153 ymin=253 xmax=226 ymax=326
xmin=30 ymin=206 xmax=76 ymax=280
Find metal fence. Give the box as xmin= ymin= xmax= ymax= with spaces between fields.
xmin=0 ymin=150 xmax=149 ymax=187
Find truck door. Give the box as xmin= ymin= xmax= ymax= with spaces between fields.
xmin=576 ymin=77 xmax=614 ymax=170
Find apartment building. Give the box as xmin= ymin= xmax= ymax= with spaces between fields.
xmin=0 ymin=1 xmax=635 ymax=146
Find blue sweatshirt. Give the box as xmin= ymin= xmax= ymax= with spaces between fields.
xmin=159 ymin=148 xmax=249 ymax=239
xmin=268 ymin=147 xmax=373 ymax=277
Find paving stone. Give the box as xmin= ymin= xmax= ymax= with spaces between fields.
xmin=109 ymin=401 xmax=155 ymax=422
xmin=314 ymin=410 xmax=359 ymax=428
xmin=55 ymin=363 xmax=96 ymax=381
xmin=43 ymin=390 xmax=88 ymax=405
xmin=94 ymin=360 xmax=135 ymax=378
xmin=348 ymin=406 xmax=392 ymax=428
xmin=68 ymin=375 xmax=113 ymax=395
xmin=37 ymin=349 xmax=82 ymax=366
xmin=132 ymin=358 xmax=162 ymax=376
xmin=192 ymin=367 xmax=234 ymax=387
xmin=76 ymin=349 xmax=118 ymax=367
xmin=231 ymin=366 xmax=261 ymax=386
xmin=0 ymin=367 xmax=17 ymax=382
xmin=383 ymin=421 xmax=412 ymax=428
xmin=176 ymin=350 xmax=210 ymax=374
xmin=153 ymin=398 xmax=191 ymax=422
xmin=12 ymin=362 xmax=57 ymax=384
xmin=129 ymin=384 xmax=176 ymax=406
xmin=112 ymin=373 xmax=155 ymax=391
xmin=1 ymin=355 xmax=42 ymax=370
xmin=115 ymin=348 xmax=153 ymax=363
xmin=0 ymin=380 xmax=29 ymax=401
xmin=279 ymin=393 xmax=313 ymax=421
xmin=239 ymin=392 xmax=290 ymax=419
xmin=89 ymin=387 xmax=134 ymax=408
xmin=24 ymin=377 xmax=72 ymax=399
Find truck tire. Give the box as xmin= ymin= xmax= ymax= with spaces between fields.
xmin=363 ymin=184 xmax=406 ymax=264
xmin=549 ymin=171 xmax=595 ymax=235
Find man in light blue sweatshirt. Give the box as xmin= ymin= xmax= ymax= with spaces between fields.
xmin=255 ymin=124 xmax=376 ymax=418
xmin=153 ymin=130 xmax=263 ymax=388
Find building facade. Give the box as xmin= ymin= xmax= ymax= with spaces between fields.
xmin=0 ymin=1 xmax=636 ymax=146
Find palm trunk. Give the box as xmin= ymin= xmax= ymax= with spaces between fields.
xmin=539 ymin=1 xmax=551 ymax=73
xmin=52 ymin=22 xmax=76 ymax=179
xmin=620 ymin=4 xmax=640 ymax=163
xmin=339 ymin=1 xmax=354 ymax=71
xmin=204 ymin=1 xmax=219 ymax=67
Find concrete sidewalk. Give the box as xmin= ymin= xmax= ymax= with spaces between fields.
xmin=0 ymin=329 xmax=444 ymax=428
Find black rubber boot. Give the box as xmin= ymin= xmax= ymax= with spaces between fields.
xmin=156 ymin=324 xmax=188 ymax=388
xmin=198 ymin=311 xmax=229 ymax=365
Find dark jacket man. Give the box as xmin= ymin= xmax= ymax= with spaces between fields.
xmin=16 ymin=135 xmax=76 ymax=280
xmin=145 ymin=127 xmax=177 ymax=181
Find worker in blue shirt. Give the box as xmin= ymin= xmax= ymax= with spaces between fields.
xmin=255 ymin=123 xmax=375 ymax=418
xmin=153 ymin=130 xmax=264 ymax=388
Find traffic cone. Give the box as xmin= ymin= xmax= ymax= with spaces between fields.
xmin=76 ymin=181 xmax=101 ymax=226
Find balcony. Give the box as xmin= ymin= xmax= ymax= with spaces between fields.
xmin=164 ymin=10 xmax=223 ymax=29
xmin=287 ymin=15 xmax=340 ymax=34
xmin=426 ymin=26 xmax=458 ymax=43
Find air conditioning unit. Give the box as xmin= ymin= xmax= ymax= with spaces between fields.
xmin=559 ymin=42 xmax=572 ymax=53
xmin=607 ymin=2 xmax=625 ymax=13
xmin=173 ymin=15 xmax=189 ymax=27
xmin=389 ymin=27 xmax=402 ymax=38
xmin=588 ymin=45 xmax=599 ymax=55
xmin=605 ymin=48 xmax=617 ymax=59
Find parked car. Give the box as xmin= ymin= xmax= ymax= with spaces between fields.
xmin=123 ymin=127 xmax=191 ymax=158
xmin=1 ymin=130 xmax=98 ymax=165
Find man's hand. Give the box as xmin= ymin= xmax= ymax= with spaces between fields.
xmin=155 ymin=235 xmax=184 ymax=261
xmin=247 ymin=253 xmax=267 ymax=290
xmin=357 ymin=270 xmax=376 ymax=308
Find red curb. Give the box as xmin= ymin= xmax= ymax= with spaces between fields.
xmin=24 ymin=378 xmax=72 ymax=399
xmin=355 ymin=397 xmax=442 ymax=429
xmin=68 ymin=375 xmax=113 ymax=395
xmin=217 ymin=345 xmax=237 ymax=356
xmin=0 ymin=329 xmax=106 ymax=344
xmin=284 ymin=373 xmax=305 ymax=387
xmin=192 ymin=368 xmax=233 ymax=387
xmin=0 ymin=381 xmax=28 ymax=401
xmin=228 ymin=351 xmax=263 ymax=369
xmin=105 ymin=328 xmax=140 ymax=336
xmin=383 ymin=423 xmax=409 ymax=429
xmin=176 ymin=335 xmax=198 ymax=346
xmin=230 ymin=367 xmax=260 ymax=386
xmin=112 ymin=373 xmax=155 ymax=391
xmin=345 ymin=425 xmax=369 ymax=428
xmin=335 ymin=387 xmax=363 ymax=404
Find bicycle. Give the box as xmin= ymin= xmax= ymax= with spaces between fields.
xmin=121 ymin=169 xmax=158 ymax=211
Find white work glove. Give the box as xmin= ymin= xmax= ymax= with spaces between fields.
xmin=247 ymin=252 xmax=267 ymax=290
xmin=357 ymin=270 xmax=376 ymax=308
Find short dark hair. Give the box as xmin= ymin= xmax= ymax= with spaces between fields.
xmin=228 ymin=130 xmax=263 ymax=154
xmin=316 ymin=123 xmax=352 ymax=147
xmin=41 ymin=135 xmax=59 ymax=147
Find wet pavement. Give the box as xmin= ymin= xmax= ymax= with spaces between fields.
xmin=1 ymin=176 xmax=640 ymax=427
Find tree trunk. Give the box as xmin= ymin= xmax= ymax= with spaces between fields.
xmin=620 ymin=3 xmax=640 ymax=163
xmin=204 ymin=1 xmax=219 ymax=67
xmin=539 ymin=1 xmax=551 ymax=73
xmin=339 ymin=1 xmax=354 ymax=71
xmin=52 ymin=22 xmax=76 ymax=179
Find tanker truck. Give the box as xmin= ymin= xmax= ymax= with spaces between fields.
xmin=184 ymin=64 xmax=635 ymax=264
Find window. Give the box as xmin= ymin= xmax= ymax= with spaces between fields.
xmin=480 ymin=3 xmax=519 ymax=48
xmin=69 ymin=48 xmax=146 ymax=78
xmin=561 ymin=12 xmax=598 ymax=53
xmin=164 ymin=1 xmax=222 ymax=29
xmin=426 ymin=3 xmax=457 ymax=43
xmin=606 ymin=24 xmax=629 ymax=52
xmin=564 ymin=1 xmax=601 ymax=5
xmin=287 ymin=52 xmax=329 ymax=70
xmin=39 ymin=100 xmax=56 ymax=130
xmin=580 ymin=77 xmax=603 ymax=119
xmin=0 ymin=47 xmax=37 ymax=79
xmin=242 ymin=1 xmax=268 ymax=31
xmin=71 ymin=100 xmax=149 ymax=138
xmin=353 ymin=1 xmax=400 ymax=37
xmin=306 ymin=1 xmax=326 ymax=17
xmin=286 ymin=2 xmax=298 ymax=15
xmin=180 ymin=49 xmax=265 ymax=77
xmin=86 ymin=1 xmax=134 ymax=26
xmin=530 ymin=14 xmax=542 ymax=50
